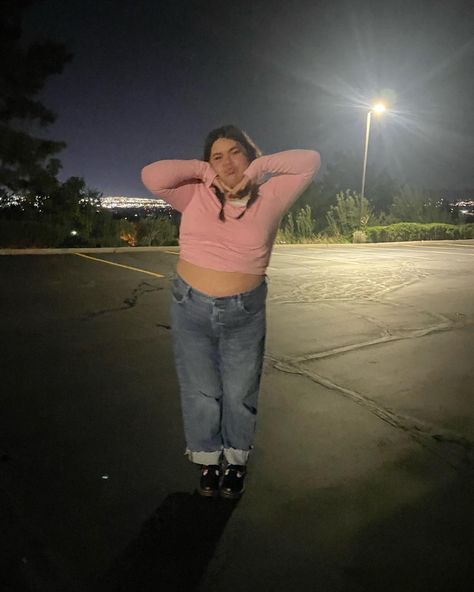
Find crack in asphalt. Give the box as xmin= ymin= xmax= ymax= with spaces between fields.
xmin=266 ymin=259 xmax=474 ymax=471
xmin=292 ymin=317 xmax=464 ymax=362
xmin=267 ymin=249 xmax=474 ymax=472
xmin=267 ymin=354 xmax=473 ymax=472
xmin=269 ymin=300 xmax=471 ymax=364
xmin=81 ymin=281 xmax=162 ymax=320
xmin=325 ymin=297 xmax=449 ymax=333
xmin=268 ymin=263 xmax=429 ymax=303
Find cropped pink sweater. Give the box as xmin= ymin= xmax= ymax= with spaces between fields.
xmin=141 ymin=149 xmax=320 ymax=275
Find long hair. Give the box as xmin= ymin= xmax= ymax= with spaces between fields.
xmin=203 ymin=125 xmax=262 ymax=221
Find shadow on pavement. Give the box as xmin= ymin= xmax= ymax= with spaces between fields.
xmin=0 ymin=479 xmax=83 ymax=592
xmin=93 ymin=491 xmax=238 ymax=592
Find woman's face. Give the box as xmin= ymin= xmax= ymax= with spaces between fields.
xmin=209 ymin=138 xmax=250 ymax=188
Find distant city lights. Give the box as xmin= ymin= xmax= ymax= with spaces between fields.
xmin=100 ymin=196 xmax=169 ymax=210
xmin=1 ymin=194 xmax=473 ymax=219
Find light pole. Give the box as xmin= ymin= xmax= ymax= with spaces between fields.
xmin=361 ymin=102 xmax=386 ymax=200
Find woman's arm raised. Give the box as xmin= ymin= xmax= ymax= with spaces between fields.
xmin=141 ymin=159 xmax=217 ymax=213
xmin=243 ymin=149 xmax=321 ymax=211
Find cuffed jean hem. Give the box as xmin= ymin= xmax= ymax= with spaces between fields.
xmin=184 ymin=449 xmax=223 ymax=465
xmin=223 ymin=447 xmax=250 ymax=466
xmin=184 ymin=447 xmax=251 ymax=466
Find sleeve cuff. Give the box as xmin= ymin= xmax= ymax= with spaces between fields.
xmin=243 ymin=155 xmax=273 ymax=185
xmin=243 ymin=161 xmax=260 ymax=185
xmin=200 ymin=161 xmax=217 ymax=186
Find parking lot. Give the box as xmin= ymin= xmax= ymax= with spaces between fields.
xmin=1 ymin=241 xmax=473 ymax=591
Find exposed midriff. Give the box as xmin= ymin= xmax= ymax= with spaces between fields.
xmin=176 ymin=258 xmax=264 ymax=297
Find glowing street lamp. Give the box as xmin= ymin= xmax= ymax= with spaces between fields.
xmin=372 ymin=103 xmax=386 ymax=114
xmin=361 ymin=102 xmax=387 ymax=200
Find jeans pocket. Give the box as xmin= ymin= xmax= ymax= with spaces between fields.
xmin=171 ymin=279 xmax=190 ymax=304
xmin=238 ymin=282 xmax=267 ymax=315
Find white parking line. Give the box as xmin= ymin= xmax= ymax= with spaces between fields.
xmin=273 ymin=247 xmax=474 ymax=257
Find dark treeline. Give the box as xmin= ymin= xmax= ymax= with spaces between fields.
xmin=0 ymin=0 xmax=123 ymax=247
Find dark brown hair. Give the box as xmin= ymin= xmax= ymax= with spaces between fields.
xmin=203 ymin=124 xmax=262 ymax=163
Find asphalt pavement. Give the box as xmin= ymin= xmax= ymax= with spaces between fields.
xmin=1 ymin=241 xmax=473 ymax=592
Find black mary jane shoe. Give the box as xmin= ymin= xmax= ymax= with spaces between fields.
xmin=198 ymin=464 xmax=221 ymax=497
xmin=220 ymin=465 xmax=246 ymax=499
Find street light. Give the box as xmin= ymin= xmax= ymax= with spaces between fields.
xmin=361 ymin=102 xmax=386 ymax=200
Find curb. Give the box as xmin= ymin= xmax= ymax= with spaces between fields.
xmin=0 ymin=240 xmax=472 ymax=256
xmin=0 ymin=246 xmax=180 ymax=256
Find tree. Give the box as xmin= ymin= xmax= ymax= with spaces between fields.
xmin=367 ymin=168 xmax=400 ymax=214
xmin=135 ymin=216 xmax=178 ymax=246
xmin=42 ymin=176 xmax=102 ymax=229
xmin=0 ymin=0 xmax=73 ymax=204
xmin=291 ymin=152 xmax=400 ymax=229
xmin=390 ymin=186 xmax=453 ymax=223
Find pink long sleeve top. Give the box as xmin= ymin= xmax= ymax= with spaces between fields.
xmin=141 ymin=149 xmax=320 ymax=275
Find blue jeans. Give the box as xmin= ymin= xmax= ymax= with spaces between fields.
xmin=170 ymin=273 xmax=267 ymax=466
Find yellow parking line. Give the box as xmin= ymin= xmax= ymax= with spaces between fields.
xmin=74 ymin=253 xmax=165 ymax=278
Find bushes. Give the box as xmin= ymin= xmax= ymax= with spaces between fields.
xmin=0 ymin=210 xmax=180 ymax=248
xmin=277 ymin=205 xmax=318 ymax=243
xmin=0 ymin=212 xmax=129 ymax=248
xmin=0 ymin=218 xmax=69 ymax=248
xmin=135 ymin=216 xmax=178 ymax=246
xmin=365 ymin=223 xmax=474 ymax=243
xmin=326 ymin=190 xmax=373 ymax=235
xmin=352 ymin=230 xmax=367 ymax=243
xmin=276 ymin=206 xmax=474 ymax=245
xmin=1 ymin=200 xmax=471 ymax=249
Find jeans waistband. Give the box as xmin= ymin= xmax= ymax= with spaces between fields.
xmin=173 ymin=272 xmax=267 ymax=303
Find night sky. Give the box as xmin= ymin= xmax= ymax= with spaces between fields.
xmin=22 ymin=0 xmax=474 ymax=197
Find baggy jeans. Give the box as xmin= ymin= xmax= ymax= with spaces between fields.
xmin=170 ymin=273 xmax=267 ymax=467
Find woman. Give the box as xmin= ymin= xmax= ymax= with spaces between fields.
xmin=141 ymin=125 xmax=320 ymax=499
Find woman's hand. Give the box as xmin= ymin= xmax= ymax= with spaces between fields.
xmin=212 ymin=177 xmax=232 ymax=196
xmin=229 ymin=175 xmax=252 ymax=199
xmin=214 ymin=175 xmax=252 ymax=200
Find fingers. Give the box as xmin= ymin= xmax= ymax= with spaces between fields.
xmin=214 ymin=178 xmax=233 ymax=194
xmin=228 ymin=175 xmax=252 ymax=197
xmin=222 ymin=181 xmax=235 ymax=194
xmin=214 ymin=175 xmax=254 ymax=200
